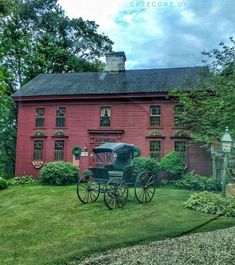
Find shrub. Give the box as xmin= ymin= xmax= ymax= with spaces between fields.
xmin=83 ymin=169 xmax=92 ymax=177
xmin=184 ymin=191 xmax=235 ymax=217
xmin=8 ymin=176 xmax=36 ymax=186
xmin=133 ymin=157 xmax=160 ymax=177
xmin=133 ymin=146 xmax=141 ymax=158
xmin=40 ymin=161 xmax=79 ymax=185
xmin=161 ymin=171 xmax=221 ymax=191
xmin=0 ymin=177 xmax=8 ymax=190
xmin=160 ymin=151 xmax=185 ymax=177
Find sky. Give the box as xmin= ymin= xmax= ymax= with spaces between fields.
xmin=58 ymin=0 xmax=235 ymax=70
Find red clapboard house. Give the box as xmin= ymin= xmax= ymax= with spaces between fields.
xmin=12 ymin=52 xmax=212 ymax=178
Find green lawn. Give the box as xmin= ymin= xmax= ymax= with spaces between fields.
xmin=0 ymin=185 xmax=234 ymax=265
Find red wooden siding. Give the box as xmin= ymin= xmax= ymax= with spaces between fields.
xmin=15 ymin=98 xmax=212 ymax=178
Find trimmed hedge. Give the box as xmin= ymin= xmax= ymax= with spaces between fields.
xmin=184 ymin=191 xmax=235 ymax=217
xmin=0 ymin=177 xmax=8 ymax=190
xmin=40 ymin=162 xmax=79 ymax=185
xmin=160 ymin=151 xmax=185 ymax=177
xmin=133 ymin=157 xmax=160 ymax=177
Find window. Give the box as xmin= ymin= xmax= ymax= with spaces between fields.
xmin=175 ymin=141 xmax=187 ymax=162
xmin=54 ymin=140 xmax=64 ymax=161
xmin=150 ymin=141 xmax=161 ymax=161
xmin=33 ymin=140 xmax=43 ymax=160
xmin=174 ymin=105 xmax=185 ymax=128
xmin=36 ymin=108 xmax=45 ymax=127
xmin=56 ymin=107 xmax=66 ymax=127
xmin=150 ymin=106 xmax=161 ymax=126
xmin=100 ymin=107 xmax=111 ymax=127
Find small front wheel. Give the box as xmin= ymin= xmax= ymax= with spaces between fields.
xmin=104 ymin=178 xmax=128 ymax=210
xmin=77 ymin=175 xmax=100 ymax=204
xmin=135 ymin=171 xmax=156 ymax=203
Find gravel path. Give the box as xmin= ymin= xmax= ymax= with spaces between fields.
xmin=71 ymin=227 xmax=235 ymax=265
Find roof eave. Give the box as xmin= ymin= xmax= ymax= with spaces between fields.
xmin=12 ymin=92 xmax=170 ymax=102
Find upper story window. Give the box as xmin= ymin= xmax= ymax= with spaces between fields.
xmin=175 ymin=141 xmax=187 ymax=163
xmin=33 ymin=140 xmax=43 ymax=160
xmin=150 ymin=140 xmax=161 ymax=161
xmin=174 ymin=105 xmax=185 ymax=128
xmin=56 ymin=107 xmax=66 ymax=127
xmin=150 ymin=106 xmax=161 ymax=126
xmin=54 ymin=140 xmax=64 ymax=161
xmin=36 ymin=108 xmax=45 ymax=127
xmin=100 ymin=107 xmax=111 ymax=127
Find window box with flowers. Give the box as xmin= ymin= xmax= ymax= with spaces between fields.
xmin=31 ymin=130 xmax=47 ymax=138
xmin=171 ymin=130 xmax=191 ymax=139
xmin=146 ymin=129 xmax=165 ymax=139
xmin=52 ymin=130 xmax=69 ymax=138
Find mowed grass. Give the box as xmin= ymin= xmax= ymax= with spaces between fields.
xmin=0 ymin=185 xmax=234 ymax=265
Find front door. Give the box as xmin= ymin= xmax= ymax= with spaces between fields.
xmin=89 ymin=137 xmax=117 ymax=167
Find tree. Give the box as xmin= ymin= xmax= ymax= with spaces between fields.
xmin=0 ymin=0 xmax=113 ymax=89
xmin=0 ymin=0 xmax=113 ymax=176
xmin=0 ymin=71 xmax=16 ymax=177
xmin=171 ymin=37 xmax=235 ymax=144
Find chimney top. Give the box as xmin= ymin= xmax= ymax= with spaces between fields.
xmin=104 ymin=51 xmax=127 ymax=72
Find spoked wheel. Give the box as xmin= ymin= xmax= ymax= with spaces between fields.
xmin=135 ymin=171 xmax=156 ymax=203
xmin=77 ymin=175 xmax=100 ymax=204
xmin=104 ymin=178 xmax=128 ymax=210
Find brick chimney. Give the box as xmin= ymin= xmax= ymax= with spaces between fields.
xmin=104 ymin=51 xmax=126 ymax=72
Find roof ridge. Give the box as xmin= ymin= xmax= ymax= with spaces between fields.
xmin=36 ymin=66 xmax=207 ymax=76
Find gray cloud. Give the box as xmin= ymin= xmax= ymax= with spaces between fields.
xmin=110 ymin=0 xmax=235 ymax=69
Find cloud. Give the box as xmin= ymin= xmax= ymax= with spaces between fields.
xmin=58 ymin=0 xmax=235 ymax=69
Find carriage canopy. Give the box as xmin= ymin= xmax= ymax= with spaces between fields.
xmin=93 ymin=142 xmax=134 ymax=154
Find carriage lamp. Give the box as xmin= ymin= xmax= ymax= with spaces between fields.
xmin=221 ymin=127 xmax=233 ymax=153
xmin=220 ymin=127 xmax=233 ymax=197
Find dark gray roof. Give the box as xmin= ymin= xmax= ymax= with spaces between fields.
xmin=13 ymin=67 xmax=208 ymax=97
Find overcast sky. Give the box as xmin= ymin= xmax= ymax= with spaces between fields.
xmin=58 ymin=0 xmax=235 ymax=70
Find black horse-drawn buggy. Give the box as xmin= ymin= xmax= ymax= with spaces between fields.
xmin=77 ymin=143 xmax=156 ymax=209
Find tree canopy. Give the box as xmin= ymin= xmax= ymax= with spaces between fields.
xmin=171 ymin=37 xmax=235 ymax=145
xmin=0 ymin=0 xmax=113 ymax=177
xmin=0 ymin=0 xmax=113 ymax=89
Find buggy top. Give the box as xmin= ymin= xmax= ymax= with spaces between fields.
xmin=93 ymin=142 xmax=134 ymax=154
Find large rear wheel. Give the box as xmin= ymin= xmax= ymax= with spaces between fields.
xmin=77 ymin=175 xmax=100 ymax=203
xmin=104 ymin=178 xmax=128 ymax=210
xmin=135 ymin=171 xmax=156 ymax=203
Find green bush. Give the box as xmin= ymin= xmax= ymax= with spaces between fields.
xmin=8 ymin=176 xmax=36 ymax=186
xmin=161 ymin=171 xmax=221 ymax=191
xmin=83 ymin=169 xmax=92 ymax=177
xmin=0 ymin=177 xmax=8 ymax=190
xmin=184 ymin=191 xmax=235 ymax=217
xmin=40 ymin=161 xmax=79 ymax=185
xmin=160 ymin=151 xmax=185 ymax=177
xmin=133 ymin=146 xmax=141 ymax=158
xmin=133 ymin=157 xmax=160 ymax=177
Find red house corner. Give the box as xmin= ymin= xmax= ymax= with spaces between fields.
xmin=12 ymin=51 xmax=212 ymax=178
